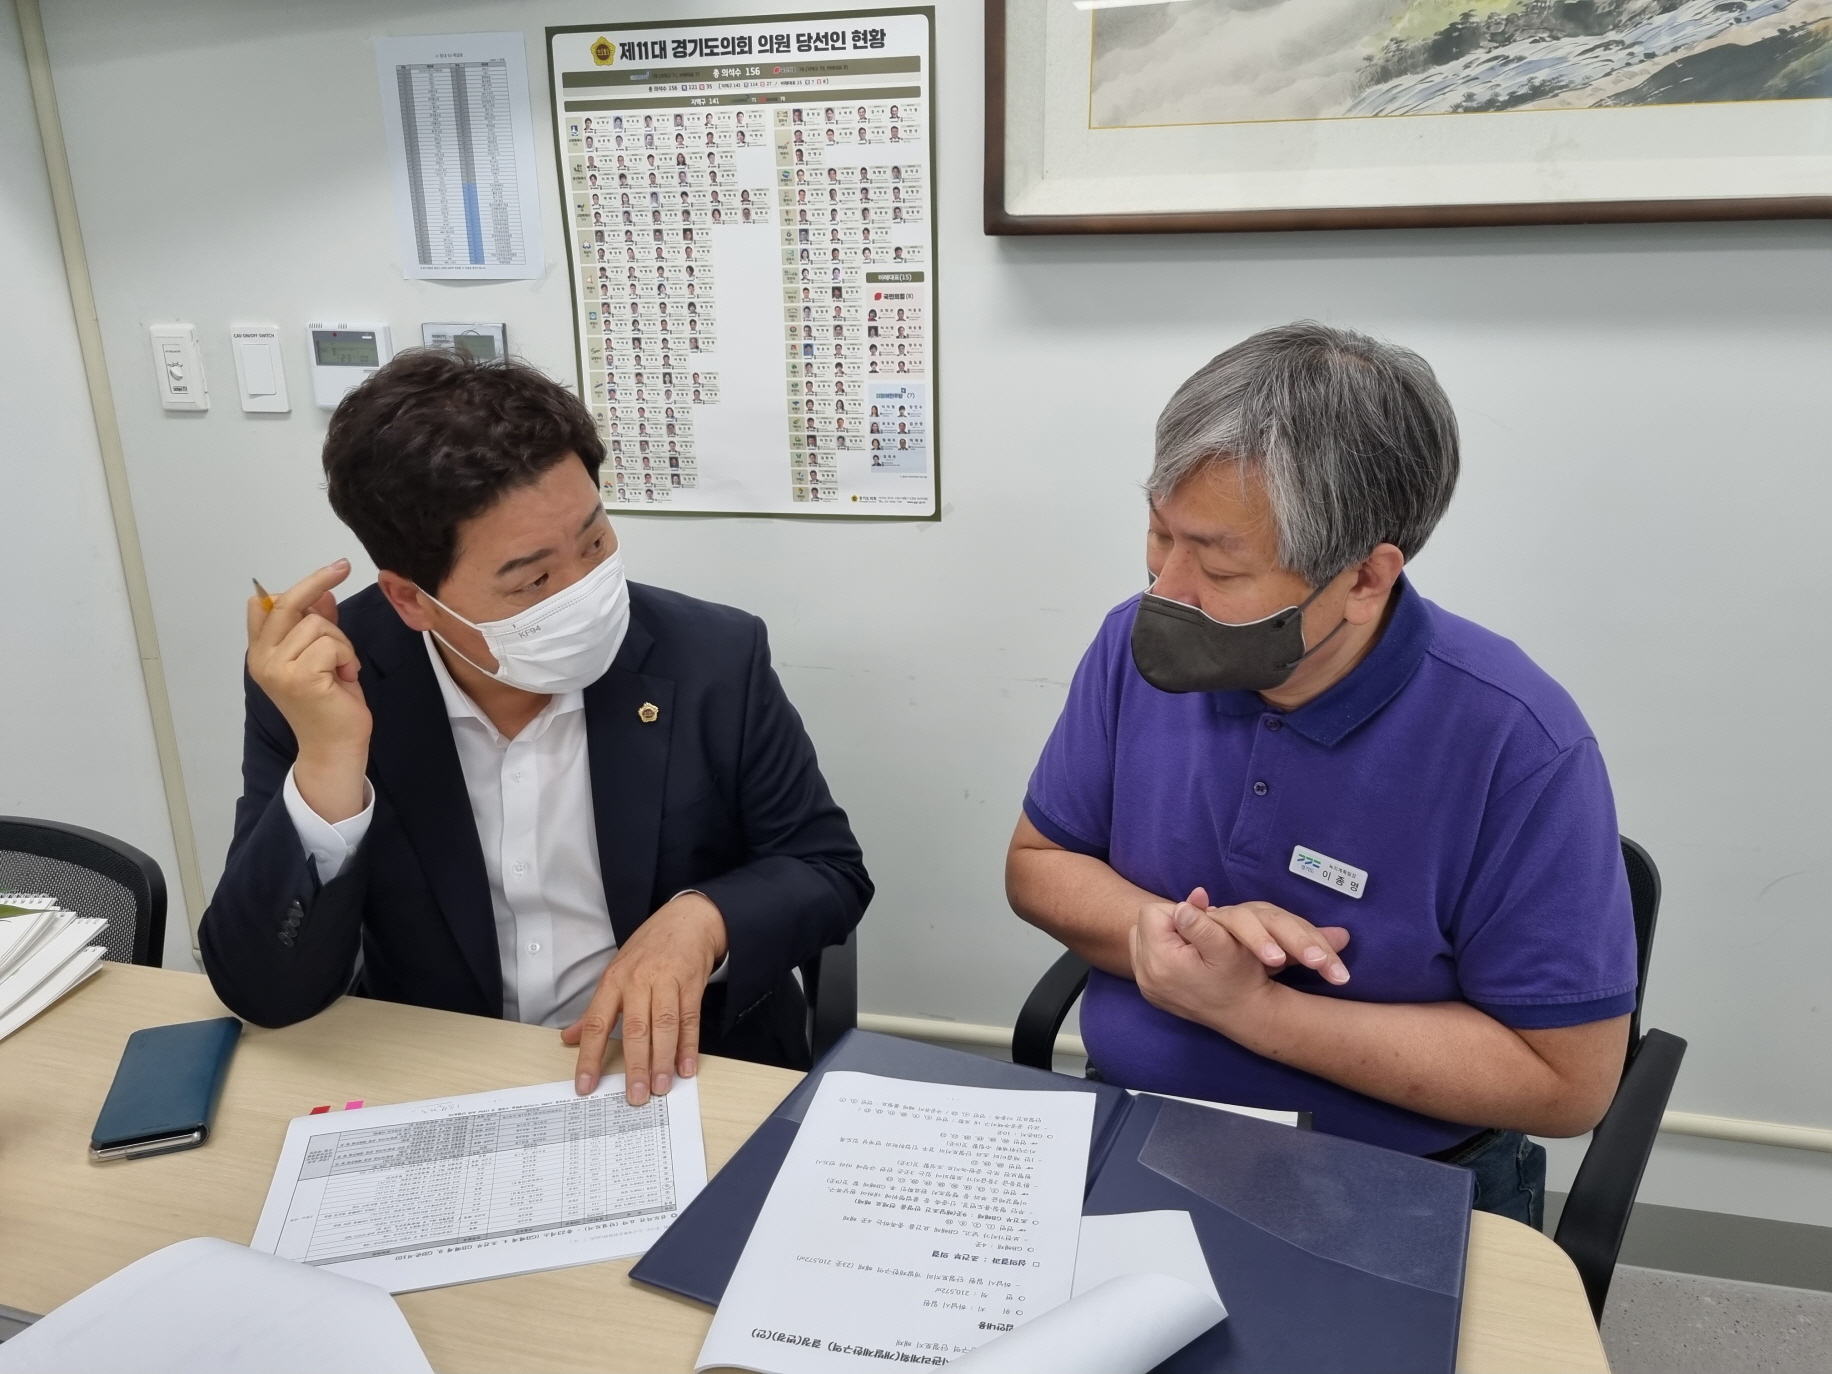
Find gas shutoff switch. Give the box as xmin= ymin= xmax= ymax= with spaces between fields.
xmin=149 ymin=323 xmax=209 ymax=411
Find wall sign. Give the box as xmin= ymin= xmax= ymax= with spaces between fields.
xmin=551 ymin=8 xmax=939 ymax=517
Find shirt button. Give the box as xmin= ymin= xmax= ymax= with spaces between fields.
xmin=527 ymin=941 xmax=541 ymax=954
xmin=1253 ymin=780 xmax=1269 ymax=796
xmin=1264 ymin=717 xmax=1283 ymax=731
xmin=511 ymin=770 xmax=524 ymax=782
xmin=513 ymin=861 xmax=528 ymax=875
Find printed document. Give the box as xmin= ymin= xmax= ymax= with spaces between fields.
xmin=949 ymin=1269 xmax=1225 ymax=1374
xmin=251 ymin=1075 xmax=704 ymax=1293
xmin=1070 ymin=1210 xmax=1221 ymax=1304
xmin=944 ymin=1210 xmax=1229 ymax=1373
xmin=374 ymin=32 xmax=546 ymax=280
xmin=697 ymin=1071 xmax=1095 ymax=1372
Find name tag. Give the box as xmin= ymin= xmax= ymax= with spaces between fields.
xmin=1290 ymin=845 xmax=1367 ymax=899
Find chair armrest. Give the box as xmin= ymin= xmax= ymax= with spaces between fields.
xmin=1011 ymin=950 xmax=1091 ymax=1070
xmin=803 ymin=929 xmax=857 ymax=1062
xmin=1553 ymin=1027 xmax=1688 ymax=1320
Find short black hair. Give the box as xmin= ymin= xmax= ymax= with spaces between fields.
xmin=322 ymin=350 xmax=603 ymax=592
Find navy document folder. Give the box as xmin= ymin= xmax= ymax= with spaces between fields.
xmin=631 ymin=1031 xmax=1476 ymax=1373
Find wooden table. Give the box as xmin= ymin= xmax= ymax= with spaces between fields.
xmin=0 ymin=965 xmax=1607 ymax=1373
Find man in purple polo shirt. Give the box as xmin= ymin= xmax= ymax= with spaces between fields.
xmin=1007 ymin=322 xmax=1637 ymax=1226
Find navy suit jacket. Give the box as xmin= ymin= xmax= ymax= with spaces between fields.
xmin=201 ymin=582 xmax=871 ymax=1043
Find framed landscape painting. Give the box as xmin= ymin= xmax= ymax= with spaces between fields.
xmin=986 ymin=0 xmax=1832 ymax=232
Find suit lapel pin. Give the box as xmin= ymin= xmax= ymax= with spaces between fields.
xmin=638 ymin=701 xmax=660 ymax=724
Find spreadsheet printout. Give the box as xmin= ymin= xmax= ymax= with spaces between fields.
xmin=250 ymin=1075 xmax=705 ymax=1293
xmin=549 ymin=9 xmax=938 ymax=516
xmin=375 ymin=32 xmax=547 ymax=280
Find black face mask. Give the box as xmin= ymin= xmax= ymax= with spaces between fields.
xmin=1130 ymin=579 xmax=1339 ymax=694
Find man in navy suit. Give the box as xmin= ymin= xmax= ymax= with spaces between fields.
xmin=201 ymin=351 xmax=871 ymax=1103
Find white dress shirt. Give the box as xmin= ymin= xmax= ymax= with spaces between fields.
xmin=283 ymin=633 xmax=723 ymax=1028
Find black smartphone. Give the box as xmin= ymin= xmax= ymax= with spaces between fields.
xmin=89 ymin=1017 xmax=242 ymax=1162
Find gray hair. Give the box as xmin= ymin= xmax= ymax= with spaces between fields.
xmin=1149 ymin=322 xmax=1460 ymax=587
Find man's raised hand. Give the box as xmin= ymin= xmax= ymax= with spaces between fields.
xmin=246 ymin=559 xmax=370 ymax=823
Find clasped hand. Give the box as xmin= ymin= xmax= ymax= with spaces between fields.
xmin=563 ymin=891 xmax=728 ymax=1104
xmin=1129 ymin=888 xmax=1352 ymax=1035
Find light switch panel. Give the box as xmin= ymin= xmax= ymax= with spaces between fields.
xmin=149 ymin=323 xmax=208 ymax=411
xmin=230 ymin=325 xmax=290 ymax=413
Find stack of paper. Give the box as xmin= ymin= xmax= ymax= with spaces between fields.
xmin=0 ymin=893 xmax=65 ymax=917
xmin=0 ymin=1236 xmax=432 ymax=1374
xmin=0 ymin=893 xmax=107 ymax=1043
xmin=695 ymin=1072 xmax=1228 ymax=1374
xmin=951 ymin=1214 xmax=1227 ymax=1373
xmin=251 ymin=1074 xmax=707 ymax=1292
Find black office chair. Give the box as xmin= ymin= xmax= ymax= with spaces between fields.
xmin=802 ymin=928 xmax=858 ymax=1061
xmin=0 ymin=816 xmax=167 ymax=967
xmin=1012 ymin=940 xmax=1094 ymax=1072
xmin=1010 ymin=836 xmax=1686 ymax=1322
xmin=1554 ymin=839 xmax=1686 ymax=1320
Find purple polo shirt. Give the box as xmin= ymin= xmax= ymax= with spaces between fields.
xmin=1023 ymin=576 xmax=1637 ymax=1155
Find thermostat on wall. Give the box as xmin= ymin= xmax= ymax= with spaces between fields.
xmin=422 ymin=322 xmax=507 ymax=362
xmin=307 ymin=323 xmax=393 ymax=409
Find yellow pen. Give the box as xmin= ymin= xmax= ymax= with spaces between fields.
xmin=252 ymin=578 xmax=276 ymax=613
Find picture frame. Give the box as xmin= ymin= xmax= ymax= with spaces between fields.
xmin=985 ymin=0 xmax=1832 ymax=234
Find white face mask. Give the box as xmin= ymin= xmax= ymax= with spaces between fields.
xmin=425 ymin=550 xmax=631 ymax=694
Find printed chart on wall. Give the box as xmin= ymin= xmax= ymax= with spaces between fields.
xmin=375 ymin=33 xmax=546 ymax=281
xmin=549 ymin=9 xmax=937 ymax=517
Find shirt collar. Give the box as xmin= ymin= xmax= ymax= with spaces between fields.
xmin=421 ymin=633 xmax=584 ymax=745
xmin=1207 ymin=575 xmax=1434 ymax=748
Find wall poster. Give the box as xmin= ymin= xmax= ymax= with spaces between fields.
xmin=375 ymin=32 xmax=547 ymax=280
xmin=549 ymin=9 xmax=938 ymax=517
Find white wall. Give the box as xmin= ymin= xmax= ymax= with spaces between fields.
xmin=0 ymin=1 xmax=189 ymax=969
xmin=37 ymin=0 xmax=1832 ymax=1221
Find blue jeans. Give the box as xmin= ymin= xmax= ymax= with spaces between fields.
xmin=1431 ymin=1129 xmax=1547 ymax=1230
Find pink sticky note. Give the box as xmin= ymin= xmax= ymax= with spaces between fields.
xmin=309 ymin=1105 xmax=330 ymax=1115
xmin=344 ymin=1100 xmax=365 ymax=1111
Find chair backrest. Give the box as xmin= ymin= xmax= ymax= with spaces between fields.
xmin=0 ymin=817 xmax=166 ymax=967
xmin=1619 ymin=836 xmax=1661 ymax=1048
xmin=802 ymin=928 xmax=858 ymax=1063
xmin=1554 ymin=1027 xmax=1688 ymax=1319
xmin=1550 ymin=838 xmax=1684 ymax=1319
xmin=1011 ymin=947 xmax=1092 ymax=1071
